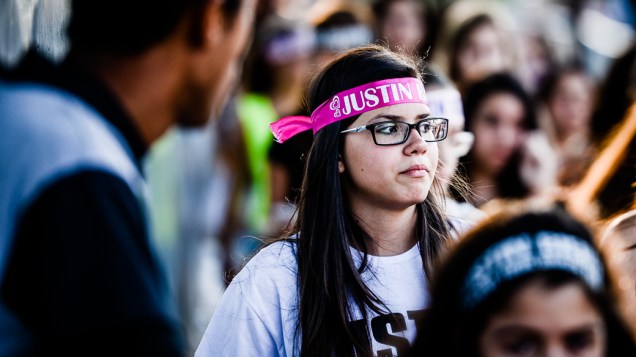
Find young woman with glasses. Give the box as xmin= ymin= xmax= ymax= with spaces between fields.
xmin=195 ymin=44 xmax=454 ymax=356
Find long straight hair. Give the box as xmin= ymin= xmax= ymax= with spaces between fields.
xmin=282 ymin=45 xmax=453 ymax=356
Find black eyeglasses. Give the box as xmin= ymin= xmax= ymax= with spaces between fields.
xmin=340 ymin=117 xmax=449 ymax=146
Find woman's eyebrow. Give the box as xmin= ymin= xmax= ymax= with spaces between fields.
xmin=491 ymin=325 xmax=539 ymax=339
xmin=368 ymin=114 xmax=401 ymax=122
xmin=368 ymin=113 xmax=431 ymax=122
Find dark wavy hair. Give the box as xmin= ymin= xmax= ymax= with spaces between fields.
xmin=278 ymin=44 xmax=453 ymax=356
xmin=409 ymin=200 xmax=636 ymax=356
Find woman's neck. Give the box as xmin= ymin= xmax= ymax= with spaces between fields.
xmin=351 ymin=205 xmax=418 ymax=256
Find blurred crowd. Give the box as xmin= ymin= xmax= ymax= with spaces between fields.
xmin=2 ymin=0 xmax=636 ymax=355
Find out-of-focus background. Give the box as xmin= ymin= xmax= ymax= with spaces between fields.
xmin=2 ymin=0 xmax=635 ymax=354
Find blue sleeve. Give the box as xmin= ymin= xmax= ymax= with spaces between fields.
xmin=1 ymin=170 xmax=185 ymax=356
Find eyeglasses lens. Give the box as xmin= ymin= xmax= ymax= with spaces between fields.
xmin=372 ymin=119 xmax=447 ymax=145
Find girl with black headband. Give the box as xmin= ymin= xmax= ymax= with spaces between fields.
xmin=410 ymin=200 xmax=636 ymax=356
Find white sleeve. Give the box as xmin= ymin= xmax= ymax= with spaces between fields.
xmin=194 ymin=278 xmax=280 ymax=356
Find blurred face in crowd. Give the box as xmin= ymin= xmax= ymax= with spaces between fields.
xmin=340 ymin=103 xmax=438 ymax=212
xmin=381 ymin=0 xmax=425 ymax=54
xmin=547 ymin=72 xmax=594 ymax=140
xmin=470 ymin=92 xmax=526 ymax=176
xmin=177 ymin=0 xmax=256 ymax=127
xmin=456 ymin=23 xmax=506 ymax=86
xmin=480 ymin=279 xmax=606 ymax=357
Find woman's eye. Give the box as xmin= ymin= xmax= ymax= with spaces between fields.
xmin=375 ymin=123 xmax=399 ymax=135
xmin=484 ymin=114 xmax=499 ymax=126
xmin=565 ymin=331 xmax=593 ymax=352
xmin=419 ymin=123 xmax=432 ymax=133
xmin=503 ymin=339 xmax=537 ymax=356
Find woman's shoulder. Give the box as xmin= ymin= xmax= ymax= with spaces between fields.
xmin=232 ymin=240 xmax=299 ymax=285
xmin=226 ymin=240 xmax=300 ymax=317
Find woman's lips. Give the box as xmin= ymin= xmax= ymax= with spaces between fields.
xmin=400 ymin=164 xmax=430 ymax=177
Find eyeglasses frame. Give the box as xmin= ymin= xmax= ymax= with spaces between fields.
xmin=340 ymin=117 xmax=449 ymax=146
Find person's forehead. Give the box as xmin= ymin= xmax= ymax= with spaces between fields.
xmin=354 ymin=102 xmax=430 ymax=123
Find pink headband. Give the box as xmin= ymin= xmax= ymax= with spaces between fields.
xmin=270 ymin=77 xmax=428 ymax=143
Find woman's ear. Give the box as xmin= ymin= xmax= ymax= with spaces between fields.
xmin=338 ymin=154 xmax=345 ymax=173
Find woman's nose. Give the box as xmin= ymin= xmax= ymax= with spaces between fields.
xmin=404 ymin=126 xmax=431 ymax=154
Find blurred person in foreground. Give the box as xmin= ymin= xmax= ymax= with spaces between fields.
xmin=0 ymin=0 xmax=256 ymax=355
xmin=410 ymin=200 xmax=636 ymax=356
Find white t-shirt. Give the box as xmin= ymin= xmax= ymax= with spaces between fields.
xmin=195 ymin=241 xmax=429 ymax=356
